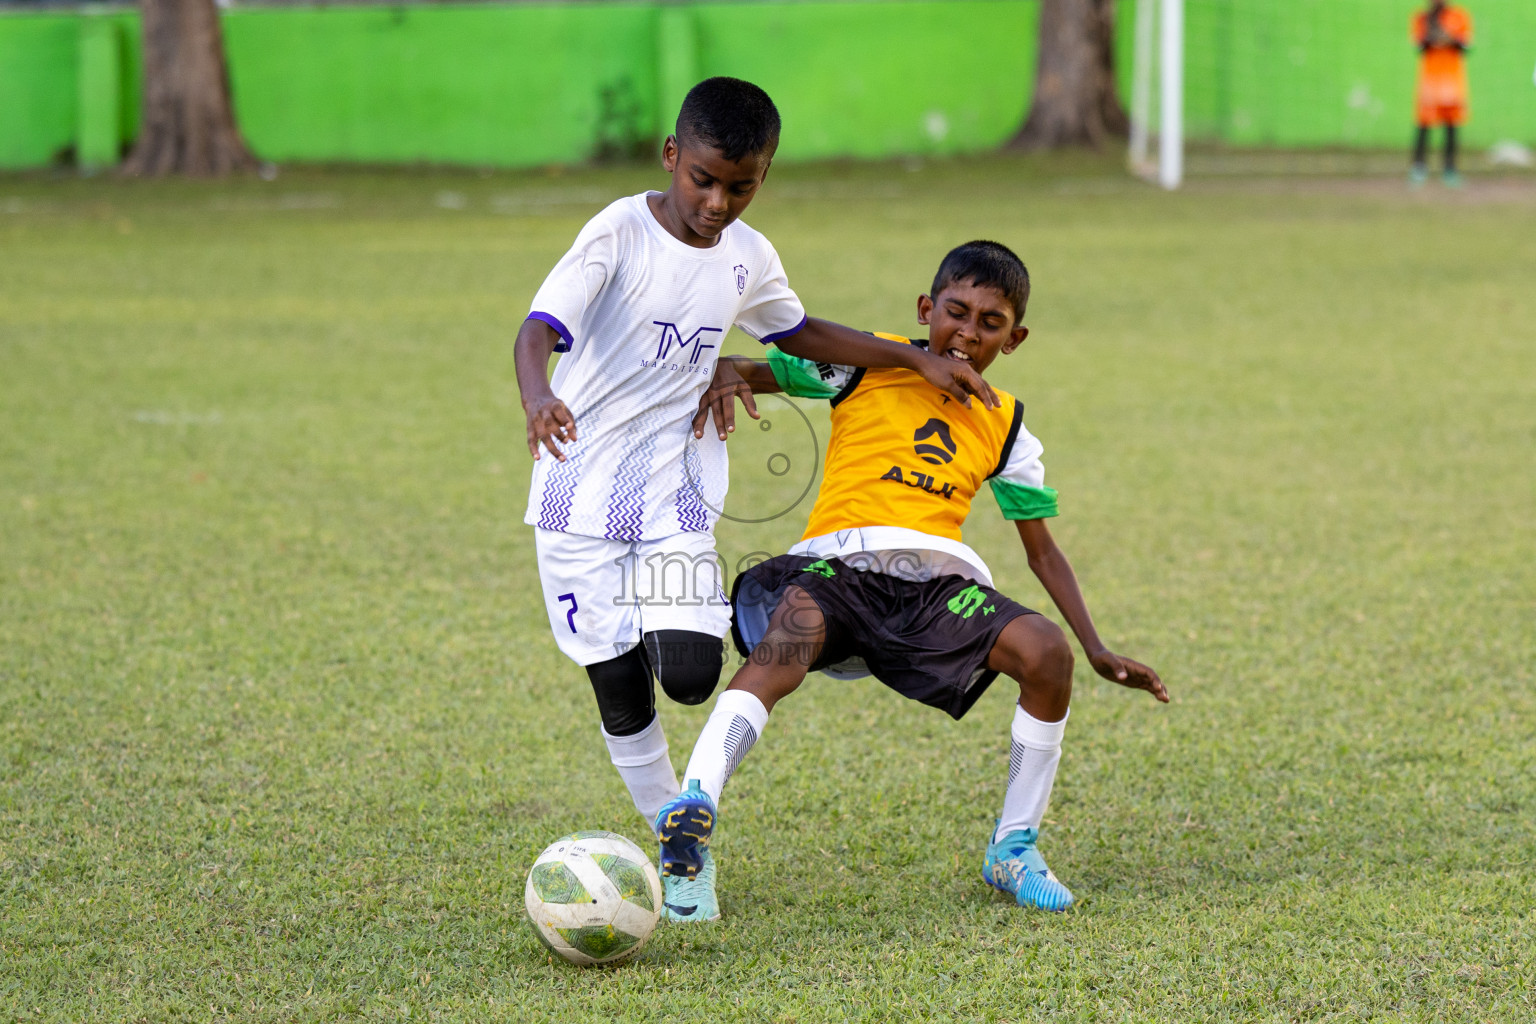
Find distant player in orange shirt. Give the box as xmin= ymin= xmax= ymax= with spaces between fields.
xmin=1411 ymin=1 xmax=1473 ymax=186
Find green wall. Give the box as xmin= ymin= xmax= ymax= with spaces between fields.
xmin=222 ymin=1 xmax=1036 ymax=167
xmin=225 ymin=4 xmax=663 ymax=166
xmin=689 ymin=2 xmax=1036 ymax=161
xmin=0 ymin=8 xmax=139 ymax=169
xmin=2 ymin=0 xmax=1533 ymax=171
xmin=0 ymin=15 xmax=75 ymax=168
xmin=1181 ymin=1 xmax=1536 ymax=148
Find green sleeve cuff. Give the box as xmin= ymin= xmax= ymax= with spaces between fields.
xmin=989 ymin=478 xmax=1059 ymax=520
xmin=767 ymin=346 xmax=840 ymax=400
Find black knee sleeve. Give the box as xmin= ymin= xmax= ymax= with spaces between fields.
xmin=584 ymin=645 xmax=656 ymax=737
xmin=644 ymin=629 xmax=724 ymax=706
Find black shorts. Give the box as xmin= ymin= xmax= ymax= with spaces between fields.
xmin=730 ymin=554 xmax=1037 ymax=720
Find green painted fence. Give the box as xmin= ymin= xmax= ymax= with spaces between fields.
xmin=1 ymin=0 xmax=1533 ymax=172
xmin=0 ymin=1 xmax=1038 ymax=170
xmin=0 ymin=8 xmax=140 ymax=168
xmin=1178 ymin=0 xmax=1536 ymax=148
xmin=222 ymin=1 xmax=1037 ymax=166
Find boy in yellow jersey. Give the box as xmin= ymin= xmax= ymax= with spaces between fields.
xmin=654 ymin=241 xmax=1166 ymax=919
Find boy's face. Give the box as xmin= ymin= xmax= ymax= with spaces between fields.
xmin=917 ymin=280 xmax=1027 ymax=375
xmin=660 ymin=134 xmax=774 ymax=244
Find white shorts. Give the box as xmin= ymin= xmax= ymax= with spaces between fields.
xmin=534 ymin=528 xmax=732 ymax=667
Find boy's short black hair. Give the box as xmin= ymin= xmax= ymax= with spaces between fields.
xmin=676 ymin=77 xmax=781 ymax=162
xmin=931 ymin=240 xmax=1031 ymax=323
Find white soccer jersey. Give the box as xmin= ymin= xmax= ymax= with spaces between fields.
xmin=525 ymin=193 xmax=807 ymax=541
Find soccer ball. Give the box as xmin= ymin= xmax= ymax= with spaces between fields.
xmin=524 ymin=830 xmax=662 ymax=966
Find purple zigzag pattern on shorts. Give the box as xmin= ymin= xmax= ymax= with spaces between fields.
xmin=603 ymin=406 xmax=665 ymax=541
xmin=675 ymin=441 xmax=711 ymax=533
xmin=535 ymin=405 xmax=602 ymax=532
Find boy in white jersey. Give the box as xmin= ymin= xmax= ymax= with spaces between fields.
xmin=514 ymin=79 xmax=995 ymax=922
xmin=655 ymin=241 xmax=1167 ymax=919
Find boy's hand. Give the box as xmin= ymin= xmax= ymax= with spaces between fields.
xmin=525 ymin=394 xmax=577 ymax=462
xmin=914 ymin=349 xmax=999 ymax=410
xmin=1088 ymin=649 xmax=1169 ymax=703
xmin=692 ymin=359 xmax=760 ymax=440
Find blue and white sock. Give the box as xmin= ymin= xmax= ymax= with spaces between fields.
xmin=995 ymin=704 xmax=1069 ymax=842
xmin=682 ymin=689 xmax=771 ymax=807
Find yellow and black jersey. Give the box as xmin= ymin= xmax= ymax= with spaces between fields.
xmin=767 ymin=334 xmax=1058 ymax=545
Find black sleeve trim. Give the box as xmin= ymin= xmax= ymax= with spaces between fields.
xmin=829 ymin=367 xmax=866 ymax=408
xmin=987 ymin=399 xmax=1025 ymax=479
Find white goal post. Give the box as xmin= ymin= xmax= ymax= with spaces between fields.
xmin=1128 ymin=0 xmax=1183 ymax=190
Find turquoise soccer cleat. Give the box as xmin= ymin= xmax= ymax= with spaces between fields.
xmin=982 ymin=827 xmax=1075 ymax=912
xmin=660 ymin=846 xmax=720 ymax=923
xmin=654 ymin=780 xmax=719 ymax=923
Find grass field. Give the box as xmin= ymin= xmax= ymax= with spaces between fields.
xmin=2 ymin=156 xmax=1534 ymax=1022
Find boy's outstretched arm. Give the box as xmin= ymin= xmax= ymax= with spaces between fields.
xmin=782 ymin=318 xmax=998 ymax=409
xmin=692 ymin=356 xmax=778 ymax=440
xmin=515 ymin=318 xmax=577 ymax=461
xmin=1016 ymin=518 xmax=1168 ymax=703
xmin=690 ymin=321 xmax=998 ymax=440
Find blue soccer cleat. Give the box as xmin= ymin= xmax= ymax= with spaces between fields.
xmin=982 ymin=827 xmax=1075 ymax=912
xmin=654 ymin=780 xmax=719 ymax=922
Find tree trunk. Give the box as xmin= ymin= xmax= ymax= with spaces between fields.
xmin=1011 ymin=0 xmax=1129 ymax=150
xmin=124 ymin=0 xmax=254 ymax=176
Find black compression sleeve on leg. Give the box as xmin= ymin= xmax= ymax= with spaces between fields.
xmin=1413 ymin=126 xmax=1430 ymax=167
xmin=1444 ymin=125 xmax=1458 ymax=174
xmin=585 ymin=644 xmax=656 ymax=737
xmin=645 ymin=630 xmax=725 ymax=707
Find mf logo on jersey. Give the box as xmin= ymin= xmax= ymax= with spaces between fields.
xmin=651 ymin=321 xmax=723 ymax=365
xmin=733 ymin=264 xmax=748 ymax=295
xmin=913 ymin=419 xmax=957 ymax=465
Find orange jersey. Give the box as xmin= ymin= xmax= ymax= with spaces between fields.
xmin=1412 ymin=5 xmax=1472 ymax=120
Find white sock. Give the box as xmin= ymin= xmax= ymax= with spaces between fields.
xmin=995 ymin=704 xmax=1069 ymax=842
xmin=681 ymin=689 xmax=771 ymax=807
xmin=602 ymin=714 xmax=678 ymax=828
